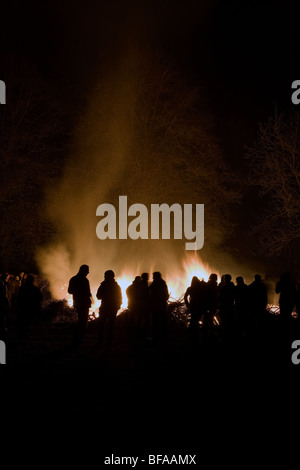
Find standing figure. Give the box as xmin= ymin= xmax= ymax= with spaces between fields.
xmin=218 ymin=274 xmax=236 ymax=338
xmin=126 ymin=276 xmax=142 ymax=338
xmin=18 ymin=275 xmax=43 ymax=339
xmin=140 ymin=273 xmax=151 ymax=338
xmin=234 ymin=276 xmax=249 ymax=336
xmin=149 ymin=272 xmax=169 ymax=341
xmin=96 ymin=270 xmax=122 ymax=346
xmin=275 ymin=272 xmax=296 ymax=331
xmin=296 ymin=281 xmax=300 ymax=323
xmin=206 ymin=273 xmax=219 ymax=338
xmin=207 ymin=274 xmax=219 ymax=316
xmin=184 ymin=276 xmax=208 ymax=340
xmin=0 ymin=273 xmax=10 ymax=339
xmin=248 ymin=274 xmax=267 ymax=334
xmin=68 ymin=265 xmax=92 ymax=347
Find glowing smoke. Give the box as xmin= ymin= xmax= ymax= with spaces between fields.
xmin=37 ymin=44 xmax=235 ymax=301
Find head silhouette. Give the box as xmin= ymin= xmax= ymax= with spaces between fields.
xmin=141 ymin=273 xmax=149 ymax=282
xmin=153 ymin=272 xmax=162 ymax=281
xmin=236 ymin=276 xmax=244 ymax=285
xmin=79 ymin=265 xmax=89 ymax=276
xmin=191 ymin=276 xmax=199 ymax=287
xmin=209 ymin=273 xmax=218 ymax=282
xmin=105 ymin=270 xmax=115 ymax=281
xmin=26 ymin=275 xmax=35 ymax=285
xmin=224 ymin=274 xmax=232 ymax=283
xmin=254 ymin=274 xmax=261 ymax=282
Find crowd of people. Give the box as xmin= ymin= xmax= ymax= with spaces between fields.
xmin=67 ymin=267 xmax=169 ymax=347
xmin=0 ymin=266 xmax=299 ymax=349
xmin=184 ymin=272 xmax=299 ymax=340
xmin=67 ymin=265 xmax=300 ymax=348
xmin=0 ymin=271 xmax=43 ymax=340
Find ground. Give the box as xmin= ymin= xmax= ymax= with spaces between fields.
xmin=3 ymin=307 xmax=300 ymax=463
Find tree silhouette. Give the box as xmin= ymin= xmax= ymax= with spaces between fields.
xmin=122 ymin=61 xmax=240 ymax=253
xmin=0 ymin=59 xmax=67 ymax=271
xmin=246 ymin=109 xmax=300 ymax=260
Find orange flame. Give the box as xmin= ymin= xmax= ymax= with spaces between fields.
xmin=63 ymin=254 xmax=218 ymax=316
xmin=167 ymin=253 xmax=219 ymax=300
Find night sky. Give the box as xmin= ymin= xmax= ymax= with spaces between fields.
xmin=1 ymin=0 xmax=300 ymax=278
xmin=3 ymin=1 xmax=298 ymax=118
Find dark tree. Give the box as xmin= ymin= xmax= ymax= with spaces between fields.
xmin=246 ymin=110 xmax=300 ymax=265
xmin=0 ymin=58 xmax=68 ymax=271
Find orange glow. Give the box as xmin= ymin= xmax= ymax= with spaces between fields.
xmin=167 ymin=253 xmax=219 ymax=300
xmin=62 ymin=254 xmax=218 ymax=315
xmin=64 ymin=293 xmax=73 ymax=308
xmin=116 ymin=272 xmax=135 ymax=309
xmin=267 ymin=304 xmax=280 ymax=315
xmin=90 ymin=297 xmax=101 ymax=318
xmin=183 ymin=253 xmax=214 ymax=283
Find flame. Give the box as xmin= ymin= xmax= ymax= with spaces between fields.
xmin=167 ymin=253 xmax=219 ymax=300
xmin=267 ymin=304 xmax=280 ymax=315
xmin=62 ymin=254 xmax=218 ymax=317
xmin=64 ymin=275 xmax=133 ymax=318
xmin=65 ymin=293 xmax=73 ymax=308
xmin=89 ymin=297 xmax=101 ymax=318
xmin=116 ymin=273 xmax=135 ymax=309
xmin=183 ymin=253 xmax=214 ymax=283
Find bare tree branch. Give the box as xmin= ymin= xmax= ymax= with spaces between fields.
xmin=246 ymin=110 xmax=300 ymax=256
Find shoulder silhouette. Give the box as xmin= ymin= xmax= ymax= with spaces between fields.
xmin=68 ymin=264 xmax=92 ymax=347
xmin=96 ymin=270 xmax=122 ymax=346
xmin=149 ymin=272 xmax=169 ymax=342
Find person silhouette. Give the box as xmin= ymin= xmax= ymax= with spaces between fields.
xmin=149 ymin=272 xmax=169 ymax=342
xmin=218 ymin=274 xmax=236 ymax=338
xmin=207 ymin=273 xmax=219 ymax=317
xmin=234 ymin=276 xmax=249 ymax=336
xmin=140 ymin=273 xmax=151 ymax=338
xmin=275 ymin=272 xmax=296 ymax=332
xmin=205 ymin=273 xmax=219 ymax=338
xmin=17 ymin=275 xmax=43 ymax=339
xmin=184 ymin=276 xmax=208 ymax=340
xmin=296 ymin=281 xmax=300 ymax=323
xmin=248 ymin=274 xmax=267 ymax=334
xmin=68 ymin=265 xmax=92 ymax=347
xmin=126 ymin=276 xmax=142 ymax=339
xmin=0 ymin=273 xmax=10 ymax=339
xmin=96 ymin=270 xmax=122 ymax=346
